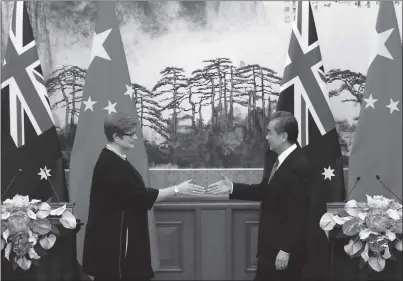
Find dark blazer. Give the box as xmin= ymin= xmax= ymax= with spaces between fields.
xmin=82 ymin=148 xmax=159 ymax=280
xmin=230 ymin=146 xmax=311 ymax=258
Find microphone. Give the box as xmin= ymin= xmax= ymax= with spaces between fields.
xmin=376 ymin=175 xmax=402 ymax=203
xmin=344 ymin=177 xmax=361 ymax=202
xmin=1 ymin=169 xmax=23 ymax=200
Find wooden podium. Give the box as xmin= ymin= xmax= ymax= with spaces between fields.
xmin=327 ymin=203 xmax=402 ymax=281
xmin=1 ymin=204 xmax=84 ymax=281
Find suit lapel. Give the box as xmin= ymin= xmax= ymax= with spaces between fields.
xmin=267 ymin=147 xmax=301 ymax=187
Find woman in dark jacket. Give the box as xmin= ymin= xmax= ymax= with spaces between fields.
xmin=82 ymin=113 xmax=205 ymax=280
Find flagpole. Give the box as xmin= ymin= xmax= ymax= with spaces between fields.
xmin=47 ymin=178 xmax=61 ymax=202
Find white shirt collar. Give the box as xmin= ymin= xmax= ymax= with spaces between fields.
xmin=276 ymin=143 xmax=297 ymax=169
xmin=106 ymin=144 xmax=127 ymax=160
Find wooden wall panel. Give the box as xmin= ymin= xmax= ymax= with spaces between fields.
xmin=154 ymin=210 xmax=197 ymax=280
xmin=231 ymin=209 xmax=259 ymax=280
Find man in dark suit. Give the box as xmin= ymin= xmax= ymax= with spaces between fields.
xmin=207 ymin=111 xmax=311 ymax=280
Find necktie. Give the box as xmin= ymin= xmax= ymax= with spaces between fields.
xmin=268 ymin=159 xmax=279 ymax=183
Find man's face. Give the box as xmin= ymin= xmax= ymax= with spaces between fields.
xmin=266 ymin=120 xmax=284 ymax=153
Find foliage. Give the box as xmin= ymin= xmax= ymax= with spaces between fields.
xmin=320 ymin=195 xmax=402 ymax=272
xmin=327 ymin=69 xmax=366 ymax=104
xmin=48 ymin=62 xmax=359 ymax=168
xmin=49 ymin=58 xmax=281 ymax=167
xmin=1 ymin=195 xmax=76 ymax=271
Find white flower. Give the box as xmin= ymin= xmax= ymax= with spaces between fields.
xmin=345 ymin=200 xmax=359 ymax=217
xmin=60 ymin=211 xmax=76 ymax=229
xmin=383 ymin=246 xmax=392 ymax=259
xmin=28 ymin=247 xmax=40 ymax=259
xmin=358 ymin=212 xmax=367 ymax=221
xmin=50 ymin=204 xmax=66 ymax=216
xmin=333 ymin=215 xmax=349 ymax=225
xmin=386 ymin=209 xmax=400 ymax=221
xmin=9 ymin=195 xmax=30 ymax=208
xmin=361 ymin=243 xmax=370 ymax=262
xmin=344 ymin=239 xmax=363 ymax=256
xmin=366 ymin=194 xmax=392 ymax=210
xmin=368 ymin=256 xmax=385 ymax=272
xmin=1 ymin=212 xmax=10 ymax=220
xmin=385 ymin=229 xmax=396 ymax=241
xmin=319 ymin=213 xmax=336 ymax=231
xmin=36 ymin=203 xmax=51 ymax=219
xmin=359 ymin=229 xmax=374 ymax=240
xmin=39 ymin=234 xmax=56 ymax=250
xmin=16 ymin=256 xmax=32 ymax=270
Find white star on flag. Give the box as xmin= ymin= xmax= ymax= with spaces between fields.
xmin=322 ymin=166 xmax=335 ymax=181
xmin=103 ymin=100 xmax=117 ymax=115
xmin=38 ymin=166 xmax=51 ymax=180
xmin=364 ymin=94 xmax=378 ymax=109
xmin=386 ymin=98 xmax=400 ymax=114
xmin=83 ymin=96 xmax=97 ymax=112
xmin=123 ymin=84 xmax=134 ymax=100
xmin=90 ymin=28 xmax=112 ymax=64
xmin=368 ymin=28 xmax=394 ymax=66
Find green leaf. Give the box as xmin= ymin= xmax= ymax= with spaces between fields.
xmin=342 ymin=218 xmax=360 ymax=236
xmin=32 ymin=218 xmax=51 ymax=235
xmin=335 ymin=229 xmax=347 ymax=238
xmin=344 ymin=239 xmax=363 ymax=256
xmin=39 ymin=234 xmax=56 ymax=250
xmin=320 ymin=213 xmax=336 ymax=231
xmin=338 ymin=209 xmax=349 ymax=217
xmin=351 ymin=246 xmax=365 ymax=258
xmin=368 ymin=256 xmax=385 ymax=272
xmin=51 ymin=224 xmax=60 ymax=236
xmin=34 ymin=244 xmax=48 ymax=256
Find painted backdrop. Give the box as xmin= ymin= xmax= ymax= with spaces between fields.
xmin=1 ymin=1 xmax=402 ymax=168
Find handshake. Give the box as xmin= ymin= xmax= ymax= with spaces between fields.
xmin=173 ymin=174 xmax=233 ymax=196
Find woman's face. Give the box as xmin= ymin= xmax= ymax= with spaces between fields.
xmin=117 ymin=129 xmax=137 ymax=150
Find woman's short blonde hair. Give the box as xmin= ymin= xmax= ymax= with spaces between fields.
xmin=104 ymin=112 xmax=137 ymax=142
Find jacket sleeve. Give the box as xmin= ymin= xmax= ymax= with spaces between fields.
xmin=279 ymin=166 xmax=310 ymax=253
xmin=229 ymin=182 xmax=265 ymax=201
xmin=229 ymin=150 xmax=276 ymax=201
xmin=94 ymin=162 xmax=159 ymax=210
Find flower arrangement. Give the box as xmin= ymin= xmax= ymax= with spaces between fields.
xmin=1 ymin=195 xmax=76 ymax=270
xmin=320 ymin=195 xmax=402 ymax=272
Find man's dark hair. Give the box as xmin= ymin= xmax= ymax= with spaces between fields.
xmin=269 ymin=111 xmax=299 ymax=144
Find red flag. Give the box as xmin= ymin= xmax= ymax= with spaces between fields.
xmin=347 ymin=2 xmax=402 ymax=201
xmin=68 ymin=2 xmax=160 ymax=268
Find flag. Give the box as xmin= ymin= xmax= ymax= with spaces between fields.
xmin=68 ymin=2 xmax=160 ymax=268
xmin=277 ymin=2 xmax=345 ymax=279
xmin=347 ymin=2 xmax=401 ymax=202
xmin=1 ymin=1 xmax=68 ymax=202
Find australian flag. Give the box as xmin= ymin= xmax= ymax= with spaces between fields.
xmin=1 ymin=1 xmax=68 ymax=202
xmin=276 ymin=2 xmax=345 ymax=279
